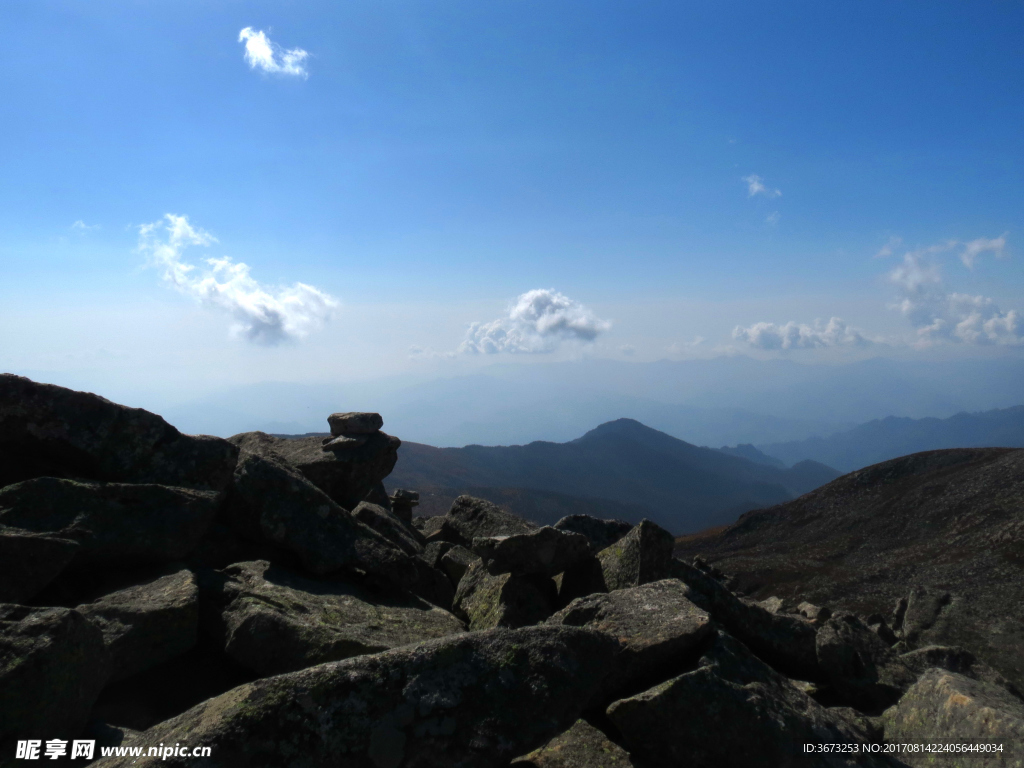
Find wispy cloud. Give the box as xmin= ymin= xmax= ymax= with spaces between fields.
xmin=138 ymin=214 xmax=337 ymax=345
xmin=875 ymin=233 xmax=1008 ymax=269
xmin=238 ymin=27 xmax=309 ymax=78
xmin=765 ymin=211 xmax=780 ymax=226
xmin=960 ymin=233 xmax=1008 ymax=269
xmin=889 ymin=247 xmax=1021 ymax=345
xmin=459 ymin=289 xmax=611 ymax=354
xmin=71 ymin=220 xmax=100 ymax=234
xmin=742 ymin=174 xmax=781 ymax=198
xmin=733 ymin=318 xmax=869 ymax=350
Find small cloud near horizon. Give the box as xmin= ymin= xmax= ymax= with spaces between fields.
xmin=742 ymin=174 xmax=781 ymax=198
xmin=733 ymin=317 xmax=869 ymax=350
xmin=459 ymin=289 xmax=611 ymax=354
xmin=137 ymin=214 xmax=337 ymax=346
xmin=238 ymin=27 xmax=309 ymax=78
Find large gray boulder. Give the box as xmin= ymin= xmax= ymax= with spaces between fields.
xmin=439 ymin=544 xmax=480 ymax=587
xmin=434 ymin=495 xmax=537 ymax=547
xmin=453 ymin=560 xmax=556 ymax=630
xmin=0 ymin=374 xmax=237 ymax=491
xmin=407 ymin=555 xmax=457 ymax=611
xmin=607 ymin=632 xmax=893 ymax=768
xmin=229 ymin=430 xmax=400 ymax=512
xmin=0 ymin=478 xmax=220 ymax=566
xmin=352 ymin=501 xmax=425 ymax=556
xmin=553 ymin=514 xmax=632 ymax=553
xmin=0 ymin=605 xmax=110 ymax=743
xmin=546 ymin=579 xmax=712 ymax=699
xmin=0 ymin=529 xmax=79 ymax=603
xmin=203 ymin=560 xmax=465 ymax=676
xmin=899 ymin=645 xmax=1021 ymax=696
xmin=91 ymin=626 xmax=621 ymax=768
xmin=816 ymin=612 xmax=917 ymax=712
xmin=671 ymin=557 xmax=820 ymax=679
xmin=473 ymin=526 xmax=591 ymax=578
xmin=76 ymin=569 xmax=199 ymax=682
xmin=228 ymin=450 xmax=417 ymax=587
xmin=882 ymin=669 xmax=1024 ymax=767
xmin=510 ymin=719 xmax=640 ymax=768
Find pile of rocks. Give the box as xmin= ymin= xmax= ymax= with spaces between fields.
xmin=1 ymin=374 xmax=1022 ymax=767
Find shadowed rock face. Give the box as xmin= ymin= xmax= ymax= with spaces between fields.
xmin=435 ymin=495 xmax=538 ymax=547
xmin=473 ymin=526 xmax=591 ymax=578
xmin=91 ymin=626 xmax=621 ymax=768
xmin=0 ymin=374 xmax=238 ymax=492
xmin=203 ymin=560 xmax=465 ymax=676
xmin=0 ymin=531 xmax=79 ymax=603
xmin=0 ymin=606 xmax=110 ymax=743
xmin=0 ymin=478 xmax=221 ymax=566
xmin=675 ymin=448 xmax=1024 ymax=692
xmin=454 ymin=560 xmax=556 ymax=631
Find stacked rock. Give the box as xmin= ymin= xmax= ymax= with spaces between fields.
xmin=388 ymin=488 xmax=420 ymax=523
xmin=321 ymin=412 xmax=384 ymax=451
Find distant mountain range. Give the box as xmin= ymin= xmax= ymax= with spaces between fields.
xmin=758 ymin=405 xmax=1024 ymax=472
xmin=385 ymin=418 xmax=841 ymax=533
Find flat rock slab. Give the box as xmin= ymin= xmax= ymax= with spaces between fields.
xmin=882 ymin=669 xmax=1024 ymax=767
xmin=0 ymin=529 xmax=79 ymax=603
xmin=0 ymin=478 xmax=220 ymax=566
xmin=454 ymin=560 xmax=556 ymax=630
xmin=672 ymin=557 xmax=820 ymax=680
xmin=230 ymin=430 xmax=399 ymax=512
xmin=0 ymin=605 xmax=109 ymax=742
xmin=76 ymin=569 xmax=199 ymax=682
xmin=207 ymin=560 xmax=465 ymax=676
xmin=0 ymin=374 xmax=237 ymax=492
xmin=473 ymin=526 xmax=591 ymax=577
xmin=228 ymin=450 xmax=416 ymax=587
xmin=328 ymin=412 xmax=383 ymax=436
xmin=607 ymin=632 xmax=894 ymax=768
xmin=553 ymin=515 xmax=632 ymax=553
xmin=547 ymin=579 xmax=712 ymax=699
xmin=435 ymin=495 xmax=537 ymax=547
xmin=510 ymin=719 xmax=640 ymax=768
xmin=90 ymin=626 xmax=621 ymax=768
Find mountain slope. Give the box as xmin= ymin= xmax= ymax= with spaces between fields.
xmin=675 ymin=447 xmax=1024 ymax=691
xmin=759 ymin=405 xmax=1024 ymax=472
xmin=387 ymin=418 xmax=841 ymax=532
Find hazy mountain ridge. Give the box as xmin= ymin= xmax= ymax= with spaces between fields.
xmin=387 ymin=418 xmax=842 ymax=532
xmin=759 ymin=404 xmax=1024 ymax=472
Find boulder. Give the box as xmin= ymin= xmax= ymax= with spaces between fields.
xmin=759 ymin=596 xmax=786 ymax=614
xmin=510 ymin=719 xmax=640 ymax=768
xmin=596 ymin=520 xmax=674 ymax=592
xmin=0 ymin=605 xmax=109 ymax=742
xmin=453 ymin=560 xmax=556 ymax=630
xmin=408 ymin=556 xmax=456 ymax=611
xmin=228 ymin=450 xmax=417 ymax=587
xmin=421 ymin=540 xmax=454 ymax=568
xmin=328 ymin=412 xmax=384 ymax=435
xmin=798 ymin=601 xmax=832 ymax=624
xmin=891 ymin=585 xmax=952 ymax=647
xmin=229 ymin=430 xmax=399 ymax=512
xmin=434 ymin=495 xmax=537 ymax=547
xmin=473 ymin=526 xmax=591 ymax=577
xmin=0 ymin=478 xmax=220 ymax=566
xmin=899 ymin=645 xmax=1021 ymax=696
xmin=352 ymin=501 xmax=425 ymax=556
xmin=552 ymin=514 xmax=632 ymax=553
xmin=546 ymin=579 xmax=712 ymax=699
xmin=388 ymin=488 xmax=420 ymax=523
xmin=607 ymin=632 xmax=891 ymax=768
xmin=0 ymin=374 xmax=237 ymax=492
xmin=91 ymin=626 xmax=621 ymax=768
xmin=439 ymin=544 xmax=479 ymax=587
xmin=76 ymin=569 xmax=199 ymax=682
xmin=671 ymin=557 xmax=820 ymax=679
xmin=0 ymin=529 xmax=80 ymax=603
xmin=816 ymin=612 xmax=917 ymax=712
xmin=882 ymin=669 xmax=1024 ymax=766
xmin=203 ymin=560 xmax=465 ymax=677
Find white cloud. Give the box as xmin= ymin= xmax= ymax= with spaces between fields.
xmin=960 ymin=233 xmax=1008 ymax=269
xmin=138 ymin=214 xmax=337 ymax=345
xmin=874 ymin=236 xmax=902 ymax=258
xmin=888 ymin=249 xmax=1022 ymax=345
xmin=765 ymin=211 xmax=780 ymax=226
xmin=71 ymin=220 xmax=100 ymax=233
xmin=459 ymin=289 xmax=611 ymax=354
xmin=238 ymin=27 xmax=309 ymax=78
xmin=742 ymin=174 xmax=781 ymax=198
xmin=732 ymin=317 xmax=869 ymax=350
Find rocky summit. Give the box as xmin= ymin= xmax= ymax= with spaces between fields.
xmin=1 ymin=374 xmax=1023 ymax=767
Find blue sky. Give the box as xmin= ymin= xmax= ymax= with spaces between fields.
xmin=2 ymin=1 xmax=1022 ymax=409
